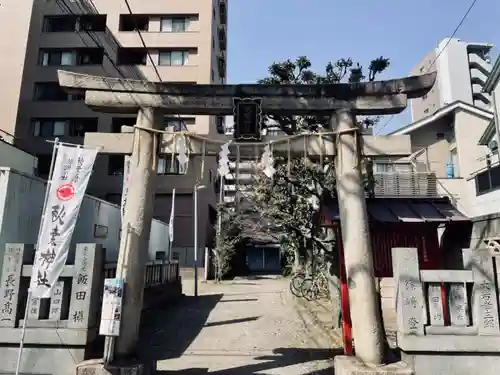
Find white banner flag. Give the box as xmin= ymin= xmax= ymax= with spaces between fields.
xmin=121 ymin=155 xmax=131 ymax=222
xmin=30 ymin=145 xmax=98 ymax=298
xmin=169 ymin=189 xmax=176 ymax=243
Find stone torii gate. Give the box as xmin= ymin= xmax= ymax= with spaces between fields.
xmin=57 ymin=70 xmax=435 ymax=371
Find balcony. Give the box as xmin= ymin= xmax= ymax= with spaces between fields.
xmin=372 ymin=173 xmax=438 ymax=198
xmin=217 ymin=54 xmax=226 ymax=78
xmin=219 ymin=0 xmax=227 ymax=25
xmin=218 ymin=26 xmax=226 ymax=50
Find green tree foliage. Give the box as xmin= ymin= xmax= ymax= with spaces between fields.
xmin=258 ymin=56 xmax=390 ymax=134
xmin=252 ymin=56 xmax=390 ymax=269
xmin=213 ymin=202 xmax=242 ymax=282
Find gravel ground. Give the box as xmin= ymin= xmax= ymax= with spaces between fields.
xmin=138 ymin=275 xmax=338 ymax=374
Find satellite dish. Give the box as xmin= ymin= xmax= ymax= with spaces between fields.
xmin=488 ymin=139 xmax=498 ymax=151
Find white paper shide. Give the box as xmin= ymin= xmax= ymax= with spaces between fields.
xmin=29 ymin=145 xmax=98 ymax=298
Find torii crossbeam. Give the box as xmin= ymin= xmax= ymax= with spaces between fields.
xmin=57 ymin=70 xmax=436 ymax=368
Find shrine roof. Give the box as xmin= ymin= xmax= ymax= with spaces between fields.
xmin=322 ymin=197 xmax=469 ymax=224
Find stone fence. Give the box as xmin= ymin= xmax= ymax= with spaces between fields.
xmin=0 ymin=243 xmax=181 ymax=375
xmin=393 ymin=247 xmax=500 ymax=375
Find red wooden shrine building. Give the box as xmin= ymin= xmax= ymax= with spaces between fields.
xmin=320 ymin=197 xmax=470 ymax=354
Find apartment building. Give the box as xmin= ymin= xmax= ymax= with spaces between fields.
xmin=390 ymin=101 xmax=495 ymax=216
xmin=0 ymin=0 xmax=228 ymax=266
xmin=409 ymin=38 xmax=493 ymax=122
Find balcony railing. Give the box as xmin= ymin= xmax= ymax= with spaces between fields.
xmin=372 ymin=172 xmax=438 ymax=197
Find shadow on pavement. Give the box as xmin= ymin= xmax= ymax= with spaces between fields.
xmin=137 ymin=294 xmax=223 ymax=362
xmin=218 ymin=298 xmax=259 ymax=303
xmin=155 ymin=347 xmax=341 ymax=374
xmin=204 ymin=316 xmax=260 ymax=327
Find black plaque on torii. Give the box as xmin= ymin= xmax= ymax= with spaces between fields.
xmin=233 ymin=97 xmax=262 ymax=142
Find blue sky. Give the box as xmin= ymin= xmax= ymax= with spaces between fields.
xmin=226 ymin=0 xmax=500 ymax=134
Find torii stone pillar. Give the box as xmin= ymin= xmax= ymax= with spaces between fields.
xmin=114 ymin=107 xmax=162 ymax=356
xmin=56 ymin=69 xmax=436 ymax=371
xmin=334 ymin=109 xmax=383 ymax=365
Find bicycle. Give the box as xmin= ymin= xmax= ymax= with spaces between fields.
xmin=301 ymin=270 xmax=330 ymax=300
xmin=289 ymin=271 xmax=307 ymax=298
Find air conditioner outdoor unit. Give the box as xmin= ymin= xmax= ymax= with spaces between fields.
xmin=488 ymin=139 xmax=498 ymax=152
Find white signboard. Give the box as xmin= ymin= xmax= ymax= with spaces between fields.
xmin=29 ymin=145 xmax=98 ymax=298
xmin=121 ymin=155 xmax=131 ymax=222
xmin=99 ymin=278 xmax=124 ymax=336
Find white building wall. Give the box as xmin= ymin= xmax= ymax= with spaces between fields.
xmin=0 ymin=140 xmax=37 ymax=176
xmin=0 ymin=167 xmax=169 ymax=272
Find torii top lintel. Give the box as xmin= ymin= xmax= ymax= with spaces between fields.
xmin=57 ymin=70 xmax=436 ymax=116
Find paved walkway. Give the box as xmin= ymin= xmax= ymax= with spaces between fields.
xmin=138 ymin=276 xmax=340 ymax=374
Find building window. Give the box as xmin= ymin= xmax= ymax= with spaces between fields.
xmin=160 ymin=17 xmax=190 ymax=32
xmin=112 ymin=117 xmax=136 ymax=133
xmin=32 ymin=118 xmax=98 ymax=137
xmin=476 ymin=165 xmax=500 ymax=195
xmin=36 ymin=155 xmax=52 ymax=177
xmin=105 ymin=194 xmax=122 ymax=205
xmin=374 ymin=163 xmax=412 ymax=173
xmin=78 ymin=15 xmax=107 ymax=32
xmin=32 ymin=119 xmax=66 ymax=137
xmin=39 ymin=48 xmax=104 ymax=66
xmin=33 ymin=82 xmax=84 ymax=101
xmin=119 ymin=14 xmax=149 ymax=31
xmin=43 ymin=15 xmax=78 ymax=32
xmin=157 ymin=156 xmax=185 ymax=175
xmin=164 ymin=117 xmax=195 ymax=131
xmin=108 ymin=155 xmax=125 ymax=175
xmin=158 ymin=51 xmax=190 ymax=66
xmin=68 ymin=119 xmax=98 ymax=136
xmin=43 ymin=15 xmax=106 ymax=32
xmin=117 ymin=48 xmax=147 ymax=65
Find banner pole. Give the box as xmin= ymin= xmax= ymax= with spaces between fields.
xmin=15 ymin=138 xmax=60 ymax=375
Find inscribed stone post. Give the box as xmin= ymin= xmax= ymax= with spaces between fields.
xmin=391 ymin=247 xmax=424 ymax=335
xmin=0 ymin=244 xmax=29 ymax=327
xmin=49 ymin=281 xmax=65 ymax=320
xmin=68 ymin=244 xmax=104 ymax=329
xmin=27 ymin=295 xmax=41 ymax=320
xmin=471 ymin=251 xmax=500 ymax=335
xmin=427 ymin=283 xmax=445 ymax=326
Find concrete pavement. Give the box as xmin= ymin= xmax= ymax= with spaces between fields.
xmin=138 ymin=275 xmax=339 ymax=374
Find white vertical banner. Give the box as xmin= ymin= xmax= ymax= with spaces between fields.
xmin=169 ymin=189 xmax=176 ymax=243
xmin=121 ymin=155 xmax=131 ymax=222
xmin=29 ymin=145 xmax=98 ymax=298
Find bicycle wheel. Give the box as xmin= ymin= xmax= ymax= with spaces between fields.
xmin=290 ymin=273 xmax=306 ymax=297
xmin=301 ymin=277 xmax=319 ymax=301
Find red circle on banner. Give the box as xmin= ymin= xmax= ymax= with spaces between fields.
xmin=56 ymin=184 xmax=75 ymax=201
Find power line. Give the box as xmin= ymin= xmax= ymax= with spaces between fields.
xmin=375 ymin=0 xmax=479 ymax=136
xmin=121 ymin=0 xmax=190 ymax=131
xmin=122 ymin=0 xmax=162 ymax=83
xmin=56 ymin=0 xmax=127 ymax=79
xmin=56 ymin=0 xmax=188 ymax=131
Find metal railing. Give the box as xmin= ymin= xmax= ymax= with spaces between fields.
xmin=104 ymin=260 xmax=179 ymax=287
xmin=372 ymin=172 xmax=438 ymax=197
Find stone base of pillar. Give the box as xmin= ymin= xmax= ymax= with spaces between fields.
xmin=76 ymin=358 xmax=154 ymax=375
xmin=334 ymin=356 xmax=414 ymax=375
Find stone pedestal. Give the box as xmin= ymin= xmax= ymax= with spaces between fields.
xmin=76 ymin=358 xmax=153 ymax=375
xmin=334 ymin=356 xmax=414 ymax=375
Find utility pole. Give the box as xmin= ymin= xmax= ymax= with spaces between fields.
xmin=114 ymin=107 xmax=162 ymax=357
xmin=333 ymin=109 xmax=384 ymax=365
xmin=193 ymin=184 xmax=206 ymax=296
